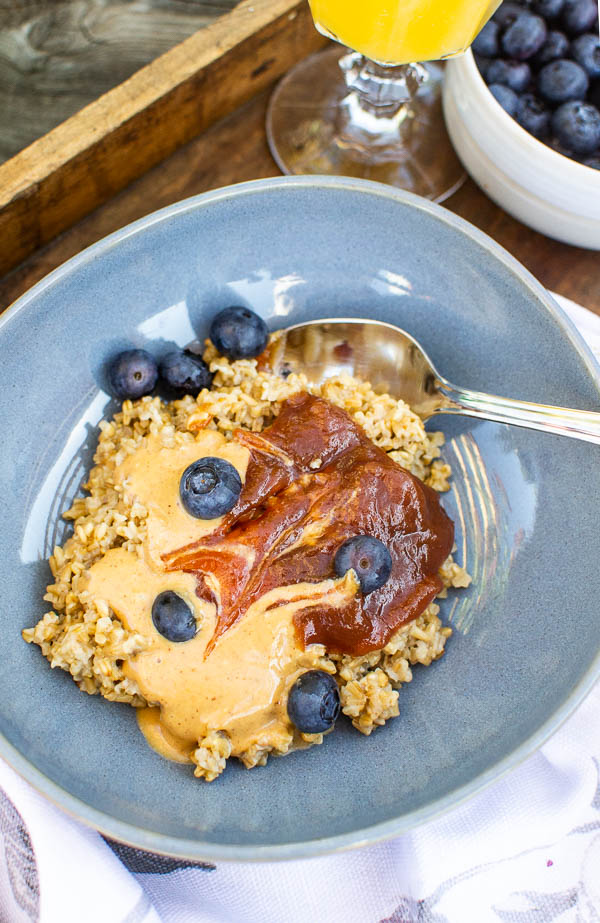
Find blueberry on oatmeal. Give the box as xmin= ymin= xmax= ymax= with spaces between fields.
xmin=287 ymin=671 xmax=340 ymax=734
xmin=152 ymin=592 xmax=197 ymax=642
xmin=24 ymin=335 xmax=469 ymax=782
xmin=180 ymin=457 xmax=242 ymax=519
xmin=159 ymin=350 xmax=213 ymax=395
xmin=108 ymin=349 xmax=158 ymax=400
xmin=209 ymin=306 xmax=269 ymax=360
xmin=334 ymin=535 xmax=393 ymax=596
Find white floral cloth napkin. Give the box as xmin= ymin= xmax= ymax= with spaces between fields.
xmin=0 ymin=295 xmax=598 ymax=923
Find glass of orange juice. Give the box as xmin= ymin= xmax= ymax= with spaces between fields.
xmin=266 ymin=0 xmax=502 ymax=201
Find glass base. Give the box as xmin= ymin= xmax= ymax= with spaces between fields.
xmin=266 ymin=45 xmax=465 ymax=204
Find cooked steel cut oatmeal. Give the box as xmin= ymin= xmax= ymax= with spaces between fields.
xmin=23 ymin=339 xmax=470 ymax=781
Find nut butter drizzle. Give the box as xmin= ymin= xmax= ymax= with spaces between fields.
xmin=164 ymin=393 xmax=454 ymax=656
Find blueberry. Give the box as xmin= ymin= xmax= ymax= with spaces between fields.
xmin=287 ymin=670 xmax=340 ymax=734
xmin=502 ymin=12 xmax=548 ymax=60
xmin=517 ymin=93 xmax=552 ymax=136
xmin=583 ymin=155 xmax=600 ymax=168
xmin=590 ymin=81 xmax=600 ymax=108
xmin=538 ymin=59 xmax=589 ymax=102
xmin=472 ymin=20 xmax=501 ymax=57
xmin=571 ymin=34 xmax=600 ymax=79
xmin=334 ymin=535 xmax=392 ymax=595
xmin=159 ymin=350 xmax=213 ymax=395
xmin=474 ymin=54 xmax=493 ymax=80
xmin=209 ymin=306 xmax=269 ymax=360
xmin=487 ymin=59 xmax=532 ymax=92
xmin=533 ymin=0 xmax=565 ymax=18
xmin=561 ymin=0 xmax=598 ymax=35
xmin=494 ymin=3 xmax=530 ymax=29
xmin=552 ymin=100 xmax=600 ymax=152
xmin=108 ymin=349 xmax=158 ymax=400
xmin=546 ymin=138 xmax=572 ymax=156
xmin=488 ymin=83 xmax=520 ymax=116
xmin=179 ymin=456 xmax=242 ymax=519
xmin=532 ymin=31 xmax=570 ymax=67
xmin=152 ymin=591 xmax=197 ymax=642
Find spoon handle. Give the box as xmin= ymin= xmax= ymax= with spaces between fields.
xmin=437 ymin=381 xmax=600 ymax=445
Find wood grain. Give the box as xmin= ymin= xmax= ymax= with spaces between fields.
xmin=0 ymin=0 xmax=325 ymax=277
xmin=0 ymin=88 xmax=598 ymax=318
xmin=0 ymin=1 xmax=239 ymax=165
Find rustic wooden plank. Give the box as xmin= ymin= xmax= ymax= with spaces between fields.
xmin=1 ymin=87 xmax=598 ymax=319
xmin=0 ymin=0 xmax=325 ymax=277
xmin=0 ymin=1 xmax=239 ymax=166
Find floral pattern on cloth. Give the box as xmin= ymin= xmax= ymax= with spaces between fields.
xmin=0 ymin=787 xmax=39 ymax=923
xmin=380 ymin=760 xmax=600 ymax=922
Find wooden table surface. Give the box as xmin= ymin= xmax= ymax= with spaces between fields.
xmin=1 ymin=86 xmax=599 ymax=316
xmin=0 ymin=0 xmax=238 ymax=166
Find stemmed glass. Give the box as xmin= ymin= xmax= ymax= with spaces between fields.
xmin=267 ymin=0 xmax=501 ymax=203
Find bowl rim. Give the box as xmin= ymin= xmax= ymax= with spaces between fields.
xmin=450 ymin=48 xmax=600 ymax=185
xmin=3 ymin=174 xmax=600 ymax=862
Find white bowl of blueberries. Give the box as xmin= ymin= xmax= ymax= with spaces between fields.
xmin=443 ymin=0 xmax=600 ymax=249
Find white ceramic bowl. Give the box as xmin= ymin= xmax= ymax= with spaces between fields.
xmin=443 ymin=49 xmax=600 ymax=250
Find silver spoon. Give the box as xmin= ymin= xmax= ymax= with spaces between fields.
xmin=268 ymin=318 xmax=600 ymax=444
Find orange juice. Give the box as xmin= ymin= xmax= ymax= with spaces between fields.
xmin=308 ymin=0 xmax=501 ymax=65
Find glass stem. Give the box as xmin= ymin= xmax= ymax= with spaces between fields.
xmin=338 ymin=53 xmax=428 ymax=146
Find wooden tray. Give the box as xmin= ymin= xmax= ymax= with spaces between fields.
xmin=0 ymin=0 xmax=325 ymax=277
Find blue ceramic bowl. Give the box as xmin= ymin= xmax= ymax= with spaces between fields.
xmin=1 ymin=177 xmax=599 ymax=861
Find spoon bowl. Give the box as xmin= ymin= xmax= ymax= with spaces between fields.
xmin=270 ymin=318 xmax=600 ymax=444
